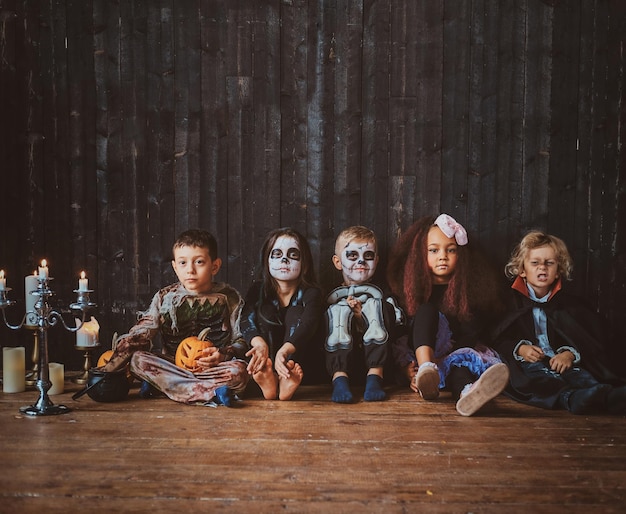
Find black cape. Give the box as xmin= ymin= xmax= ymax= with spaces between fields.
xmin=491 ymin=279 xmax=625 ymax=409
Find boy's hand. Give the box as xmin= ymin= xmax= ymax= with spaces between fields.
xmin=246 ymin=338 xmax=269 ymax=374
xmin=196 ymin=347 xmax=223 ymax=369
xmin=549 ymin=351 xmax=574 ymax=374
xmin=346 ymin=295 xmax=363 ymax=318
xmin=517 ymin=344 xmax=545 ymax=363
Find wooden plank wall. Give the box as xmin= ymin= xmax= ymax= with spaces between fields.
xmin=0 ymin=0 xmax=624 ymax=369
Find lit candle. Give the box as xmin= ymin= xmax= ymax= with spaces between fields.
xmin=48 ymin=363 xmax=65 ymax=395
xmin=38 ymin=259 xmax=49 ymax=280
xmin=0 ymin=270 xmax=6 ymax=291
xmin=78 ymin=270 xmax=88 ymax=291
xmin=2 ymin=347 xmax=26 ymax=393
xmin=76 ymin=316 xmax=100 ymax=347
xmin=24 ymin=271 xmax=38 ymax=327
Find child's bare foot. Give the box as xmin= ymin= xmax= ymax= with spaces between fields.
xmin=278 ymin=361 xmax=303 ymax=401
xmin=253 ymin=357 xmax=278 ymax=399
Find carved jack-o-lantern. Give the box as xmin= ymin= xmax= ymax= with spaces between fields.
xmin=175 ymin=327 xmax=213 ymax=373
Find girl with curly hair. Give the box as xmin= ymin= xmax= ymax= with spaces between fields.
xmin=387 ymin=214 xmax=509 ymax=416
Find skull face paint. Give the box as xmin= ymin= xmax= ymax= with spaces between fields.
xmin=269 ymin=236 xmax=302 ymax=282
xmin=338 ymin=240 xmax=377 ymax=285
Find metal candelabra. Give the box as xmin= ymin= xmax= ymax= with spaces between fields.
xmin=0 ymin=275 xmax=96 ymax=416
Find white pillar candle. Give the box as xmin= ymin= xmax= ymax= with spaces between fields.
xmin=24 ymin=271 xmax=38 ymax=327
xmin=48 ymin=363 xmax=64 ymax=395
xmin=38 ymin=259 xmax=49 ymax=280
xmin=78 ymin=270 xmax=88 ymax=291
xmin=2 ymin=347 xmax=26 ymax=393
xmin=76 ymin=316 xmax=100 ymax=347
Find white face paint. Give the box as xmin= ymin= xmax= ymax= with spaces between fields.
xmin=339 ymin=240 xmax=377 ymax=285
xmin=268 ymin=236 xmax=302 ymax=282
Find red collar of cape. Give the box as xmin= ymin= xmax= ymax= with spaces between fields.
xmin=511 ymin=275 xmax=562 ymax=301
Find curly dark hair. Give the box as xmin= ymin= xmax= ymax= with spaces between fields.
xmin=386 ymin=216 xmax=502 ymax=321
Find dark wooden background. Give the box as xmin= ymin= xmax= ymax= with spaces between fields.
xmin=1 ymin=0 xmax=624 ymax=369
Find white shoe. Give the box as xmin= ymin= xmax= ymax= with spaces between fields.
xmin=415 ymin=363 xmax=440 ymax=400
xmin=455 ymin=362 xmax=509 ymax=416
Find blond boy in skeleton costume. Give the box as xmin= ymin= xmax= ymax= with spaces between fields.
xmin=326 ymin=226 xmax=403 ymax=403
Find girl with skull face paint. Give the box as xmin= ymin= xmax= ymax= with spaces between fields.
xmin=387 ymin=215 xmax=509 ymax=416
xmin=325 ymin=226 xmax=405 ymax=403
xmin=240 ymin=228 xmax=323 ymax=400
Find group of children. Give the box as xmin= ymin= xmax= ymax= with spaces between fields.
xmin=101 ymin=216 xmax=626 ymax=416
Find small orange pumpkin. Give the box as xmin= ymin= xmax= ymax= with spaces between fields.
xmin=97 ymin=350 xmax=114 ymax=367
xmin=175 ymin=327 xmax=213 ymax=373
xmin=96 ymin=349 xmax=133 ymax=382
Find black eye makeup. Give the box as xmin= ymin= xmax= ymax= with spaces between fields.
xmin=345 ymin=250 xmax=376 ymax=261
xmin=271 ymin=248 xmax=301 ymax=261
xmin=286 ymin=248 xmax=301 ymax=260
xmin=345 ymin=250 xmax=359 ymax=261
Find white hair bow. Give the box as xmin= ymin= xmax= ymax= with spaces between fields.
xmin=434 ymin=214 xmax=468 ymax=246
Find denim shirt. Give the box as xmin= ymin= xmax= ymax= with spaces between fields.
xmin=513 ymin=282 xmax=581 ymax=364
xmin=527 ymin=284 xmax=556 ymax=358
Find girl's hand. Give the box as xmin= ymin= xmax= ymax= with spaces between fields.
xmin=246 ymin=338 xmax=270 ymax=374
xmin=550 ymin=351 xmax=574 ymax=374
xmin=196 ymin=347 xmax=223 ymax=369
xmin=517 ymin=344 xmax=545 ymax=363
xmin=274 ymin=342 xmax=296 ymax=380
xmin=406 ymin=362 xmax=418 ymax=392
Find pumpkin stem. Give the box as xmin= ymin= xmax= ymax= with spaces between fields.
xmin=198 ymin=327 xmax=212 ymax=341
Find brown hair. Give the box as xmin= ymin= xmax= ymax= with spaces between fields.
xmin=259 ymin=227 xmax=318 ymax=293
xmin=173 ymin=229 xmax=218 ymax=260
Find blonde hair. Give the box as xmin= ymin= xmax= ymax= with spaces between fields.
xmin=505 ymin=231 xmax=573 ymax=281
xmin=334 ymin=226 xmax=377 ymax=256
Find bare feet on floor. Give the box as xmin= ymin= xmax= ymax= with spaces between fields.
xmin=253 ymin=357 xmax=278 ymax=399
xmin=278 ymin=361 xmax=303 ymax=401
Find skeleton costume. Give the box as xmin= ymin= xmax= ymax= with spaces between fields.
xmin=325 ymin=240 xmax=404 ymax=382
xmin=108 ymin=282 xmax=249 ymax=404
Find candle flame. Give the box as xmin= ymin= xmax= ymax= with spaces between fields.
xmin=80 ymin=270 xmax=86 ymax=279
xmin=32 ymin=270 xmax=37 ymax=276
xmin=0 ymin=270 xmax=4 ymax=279
xmin=41 ymin=259 xmax=47 ymax=267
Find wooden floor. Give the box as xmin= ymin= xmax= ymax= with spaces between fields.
xmin=1 ymin=376 xmax=625 ymax=513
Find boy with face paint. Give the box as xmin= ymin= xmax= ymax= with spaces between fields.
xmin=241 ymin=228 xmax=323 ymax=400
xmin=325 ymin=226 xmax=404 ymax=403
